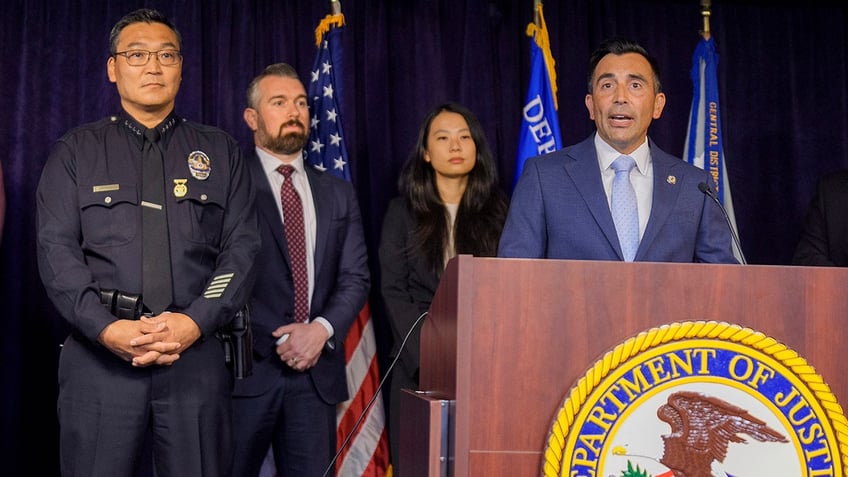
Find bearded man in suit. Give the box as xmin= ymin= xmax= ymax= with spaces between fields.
xmin=231 ymin=62 xmax=369 ymax=477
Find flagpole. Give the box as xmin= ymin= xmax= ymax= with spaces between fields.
xmin=534 ymin=0 xmax=541 ymax=26
xmin=307 ymin=3 xmax=393 ymax=475
xmin=689 ymin=0 xmax=744 ymax=263
xmin=700 ymin=0 xmax=711 ymax=40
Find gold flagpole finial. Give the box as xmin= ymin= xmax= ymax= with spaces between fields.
xmin=525 ymin=0 xmax=558 ymax=110
xmin=534 ymin=0 xmax=542 ymax=27
xmin=315 ymin=1 xmax=345 ymax=46
xmin=700 ymin=0 xmax=712 ymax=40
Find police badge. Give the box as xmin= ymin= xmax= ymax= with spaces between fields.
xmin=173 ymin=179 xmax=187 ymax=198
xmin=187 ymin=150 xmax=211 ymax=180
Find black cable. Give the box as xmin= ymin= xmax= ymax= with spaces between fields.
xmin=321 ymin=310 xmax=429 ymax=477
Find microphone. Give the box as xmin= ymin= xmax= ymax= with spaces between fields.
xmin=698 ymin=182 xmax=747 ymax=265
xmin=321 ymin=310 xmax=429 ymax=477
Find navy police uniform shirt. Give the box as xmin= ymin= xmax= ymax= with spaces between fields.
xmin=36 ymin=111 xmax=260 ymax=343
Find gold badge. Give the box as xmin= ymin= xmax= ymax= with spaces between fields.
xmin=666 ymin=175 xmax=677 ymax=185
xmin=187 ymin=150 xmax=211 ymax=180
xmin=173 ymin=179 xmax=188 ymax=198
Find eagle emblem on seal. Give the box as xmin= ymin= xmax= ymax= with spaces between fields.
xmin=656 ymin=391 xmax=788 ymax=477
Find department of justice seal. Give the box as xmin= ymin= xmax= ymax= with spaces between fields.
xmin=542 ymin=321 xmax=848 ymax=477
xmin=187 ymin=150 xmax=211 ymax=180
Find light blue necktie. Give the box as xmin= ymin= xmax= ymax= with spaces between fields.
xmin=611 ymin=155 xmax=639 ymax=262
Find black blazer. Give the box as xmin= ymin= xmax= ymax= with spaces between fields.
xmin=793 ymin=170 xmax=848 ymax=266
xmin=378 ymin=197 xmax=440 ymax=377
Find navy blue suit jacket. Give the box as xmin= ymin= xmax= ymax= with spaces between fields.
xmin=498 ymin=135 xmax=737 ymax=263
xmin=233 ymin=151 xmax=369 ymax=404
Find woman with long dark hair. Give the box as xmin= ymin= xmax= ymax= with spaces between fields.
xmin=378 ymin=102 xmax=508 ymax=473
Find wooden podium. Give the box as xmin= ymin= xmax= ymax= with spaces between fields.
xmin=401 ymin=255 xmax=848 ymax=476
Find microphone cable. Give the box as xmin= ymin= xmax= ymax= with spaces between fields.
xmin=321 ymin=309 xmax=430 ymax=477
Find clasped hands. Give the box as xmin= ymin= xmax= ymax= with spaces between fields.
xmin=98 ymin=312 xmax=201 ymax=367
xmin=273 ymin=322 xmax=329 ymax=372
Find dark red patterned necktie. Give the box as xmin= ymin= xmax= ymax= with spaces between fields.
xmin=277 ymin=165 xmax=309 ymax=322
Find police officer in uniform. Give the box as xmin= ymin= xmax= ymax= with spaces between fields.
xmin=36 ymin=8 xmax=259 ymax=477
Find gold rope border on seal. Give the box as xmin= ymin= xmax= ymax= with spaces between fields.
xmin=541 ymin=320 xmax=848 ymax=477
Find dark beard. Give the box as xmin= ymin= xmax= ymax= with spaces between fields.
xmin=261 ymin=119 xmax=308 ymax=155
xmin=267 ymin=131 xmax=308 ymax=155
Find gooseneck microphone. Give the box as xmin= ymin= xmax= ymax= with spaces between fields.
xmin=321 ymin=310 xmax=430 ymax=477
xmin=698 ymin=182 xmax=747 ymax=265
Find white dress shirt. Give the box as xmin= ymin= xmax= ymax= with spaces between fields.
xmin=256 ymin=148 xmax=333 ymax=338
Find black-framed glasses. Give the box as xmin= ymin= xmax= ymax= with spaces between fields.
xmin=114 ymin=49 xmax=182 ymax=67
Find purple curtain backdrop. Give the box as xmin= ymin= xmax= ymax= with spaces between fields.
xmin=2 ymin=1 xmax=847 ymax=474
xmin=0 ymin=162 xmax=5 ymax=245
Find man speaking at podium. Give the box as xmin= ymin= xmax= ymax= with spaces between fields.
xmin=498 ymin=38 xmax=737 ymax=265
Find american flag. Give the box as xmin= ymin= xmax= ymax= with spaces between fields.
xmin=259 ymin=10 xmax=391 ymax=477
xmin=307 ymin=11 xmax=392 ymax=477
xmin=305 ymin=18 xmax=349 ymax=179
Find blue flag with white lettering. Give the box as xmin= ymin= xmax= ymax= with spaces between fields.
xmin=683 ymin=36 xmax=742 ymax=261
xmin=515 ymin=4 xmax=562 ymax=190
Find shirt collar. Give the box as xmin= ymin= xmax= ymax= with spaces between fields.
xmin=120 ymin=111 xmax=180 ymax=151
xmin=256 ymin=147 xmax=306 ymax=178
xmin=595 ymin=133 xmax=651 ymax=174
